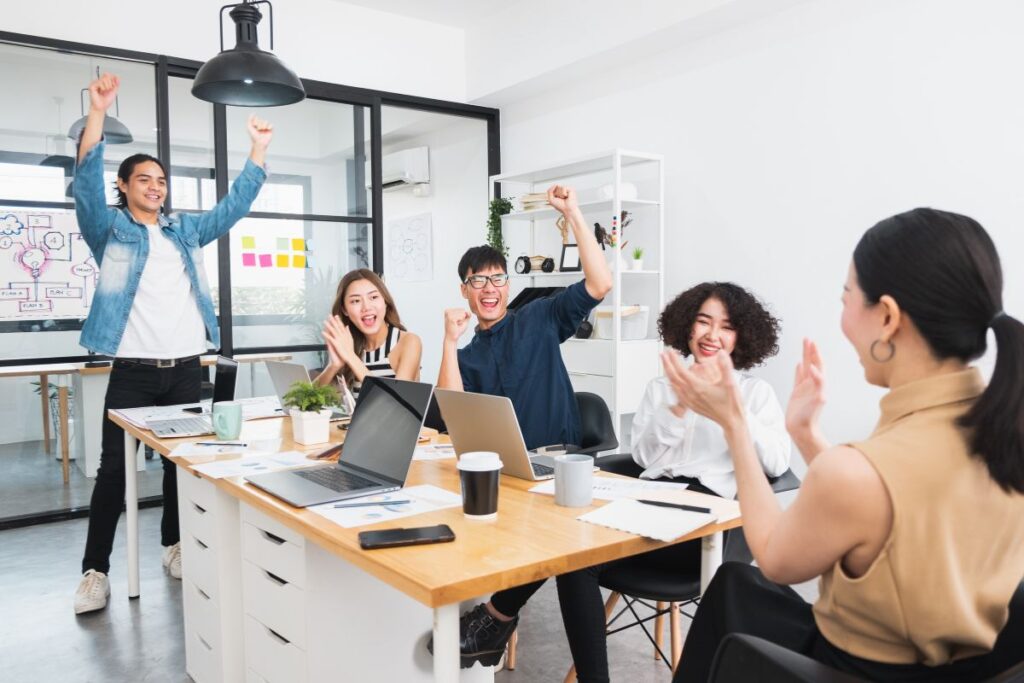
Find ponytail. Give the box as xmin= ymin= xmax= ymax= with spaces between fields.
xmin=958 ymin=313 xmax=1024 ymax=493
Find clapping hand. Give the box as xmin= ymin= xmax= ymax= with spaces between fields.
xmin=785 ymin=338 xmax=826 ymax=435
xmin=323 ymin=315 xmax=355 ymax=366
xmin=661 ymin=350 xmax=744 ymax=428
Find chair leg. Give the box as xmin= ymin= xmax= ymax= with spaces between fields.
xmin=670 ymin=602 xmax=683 ymax=671
xmin=506 ymin=628 xmax=517 ymax=671
xmin=654 ymin=601 xmax=667 ymax=660
xmin=41 ymin=372 xmax=51 ymax=454
xmin=563 ymin=591 xmax=622 ymax=683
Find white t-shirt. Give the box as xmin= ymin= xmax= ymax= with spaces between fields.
xmin=116 ymin=224 xmax=208 ymax=360
xmin=630 ymin=365 xmax=792 ymax=499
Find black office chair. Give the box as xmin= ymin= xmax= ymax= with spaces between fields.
xmin=708 ymin=584 xmax=1024 ymax=683
xmin=574 ymin=392 xmax=618 ymax=456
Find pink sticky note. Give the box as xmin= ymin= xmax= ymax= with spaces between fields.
xmin=259 ymin=254 xmax=272 ymax=268
xmin=241 ymin=253 xmax=256 ymax=267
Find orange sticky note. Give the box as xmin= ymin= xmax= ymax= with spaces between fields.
xmin=276 ymin=254 xmax=289 ymax=268
xmin=291 ymin=238 xmax=305 ymax=251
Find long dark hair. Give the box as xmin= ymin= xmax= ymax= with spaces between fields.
xmin=331 ymin=269 xmax=406 ymax=384
xmin=853 ymin=208 xmax=1024 ymax=493
xmin=114 ymin=154 xmax=167 ymax=209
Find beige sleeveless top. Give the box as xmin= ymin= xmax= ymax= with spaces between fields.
xmin=813 ymin=368 xmax=1024 ymax=665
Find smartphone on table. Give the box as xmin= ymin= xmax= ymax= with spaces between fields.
xmin=358 ymin=524 xmax=456 ymax=550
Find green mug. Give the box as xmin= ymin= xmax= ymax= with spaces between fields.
xmin=212 ymin=401 xmax=243 ymax=440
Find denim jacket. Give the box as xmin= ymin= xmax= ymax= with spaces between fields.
xmin=74 ymin=141 xmax=266 ymax=356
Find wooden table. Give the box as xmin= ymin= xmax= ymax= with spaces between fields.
xmin=110 ymin=413 xmax=741 ymax=682
xmin=0 ymin=363 xmax=77 ymax=483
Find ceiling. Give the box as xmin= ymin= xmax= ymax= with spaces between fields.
xmin=331 ymin=0 xmax=511 ymax=28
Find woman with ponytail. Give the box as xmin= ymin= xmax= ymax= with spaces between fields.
xmin=666 ymin=208 xmax=1024 ymax=682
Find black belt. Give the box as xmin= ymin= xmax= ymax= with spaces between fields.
xmin=115 ymin=355 xmax=200 ymax=368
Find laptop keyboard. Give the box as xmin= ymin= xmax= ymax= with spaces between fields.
xmin=531 ymin=462 xmax=554 ymax=477
xmin=295 ymin=467 xmax=379 ymax=493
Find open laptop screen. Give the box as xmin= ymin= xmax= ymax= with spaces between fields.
xmin=212 ymin=356 xmax=238 ymax=402
xmin=341 ymin=376 xmax=433 ymax=482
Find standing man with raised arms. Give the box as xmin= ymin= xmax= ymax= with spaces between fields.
xmin=73 ymin=73 xmax=273 ymax=614
xmin=431 ymin=185 xmax=613 ymax=667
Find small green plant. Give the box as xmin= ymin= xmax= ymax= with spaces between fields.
xmin=31 ymin=380 xmax=73 ymax=400
xmin=282 ymin=381 xmax=339 ymax=413
xmin=632 ymin=246 xmax=644 ymax=260
xmin=487 ymin=197 xmax=513 ymax=257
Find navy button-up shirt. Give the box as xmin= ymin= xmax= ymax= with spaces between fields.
xmin=458 ymin=280 xmax=601 ymax=450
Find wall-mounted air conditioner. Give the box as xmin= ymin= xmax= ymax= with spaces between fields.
xmin=366 ymin=146 xmax=430 ymax=191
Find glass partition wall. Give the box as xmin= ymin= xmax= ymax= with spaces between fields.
xmin=0 ymin=32 xmax=499 ymax=526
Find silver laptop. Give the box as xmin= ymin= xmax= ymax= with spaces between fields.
xmin=246 ymin=377 xmax=433 ymax=508
xmin=434 ymin=389 xmax=560 ymax=481
xmin=265 ymin=360 xmax=355 ymax=421
xmin=146 ymin=356 xmax=238 ymax=438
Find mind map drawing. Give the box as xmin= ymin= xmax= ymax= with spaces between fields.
xmin=0 ymin=210 xmax=97 ymax=320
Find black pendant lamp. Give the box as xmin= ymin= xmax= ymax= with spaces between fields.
xmin=67 ymin=68 xmax=134 ymax=144
xmin=192 ymin=0 xmax=305 ymax=107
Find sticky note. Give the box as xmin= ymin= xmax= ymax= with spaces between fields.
xmin=292 ymin=238 xmax=305 ymax=251
xmin=241 ymin=253 xmax=256 ymax=267
xmin=259 ymin=254 xmax=272 ymax=268
xmin=276 ymin=237 xmax=289 ymax=250
xmin=241 ymin=236 xmax=255 ymax=249
xmin=276 ymin=254 xmax=289 ymax=268
xmin=292 ymin=254 xmax=306 ymax=268
xmin=305 ymin=254 xmax=315 ymax=269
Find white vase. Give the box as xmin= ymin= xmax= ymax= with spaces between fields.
xmin=290 ymin=408 xmax=333 ymax=445
xmin=631 ymin=258 xmax=644 ymax=271
xmin=606 ymin=250 xmax=626 ymax=271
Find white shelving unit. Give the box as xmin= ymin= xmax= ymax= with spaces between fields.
xmin=492 ymin=149 xmax=664 ymax=444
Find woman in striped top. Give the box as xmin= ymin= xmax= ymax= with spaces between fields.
xmin=314 ymin=269 xmax=421 ymax=392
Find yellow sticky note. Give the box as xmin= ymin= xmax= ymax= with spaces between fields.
xmin=293 ymin=254 xmax=306 ymax=268
xmin=241 ymin=236 xmax=256 ymax=249
xmin=276 ymin=254 xmax=289 ymax=268
xmin=292 ymin=238 xmax=305 ymax=251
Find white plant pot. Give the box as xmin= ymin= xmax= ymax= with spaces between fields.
xmin=631 ymin=258 xmax=644 ymax=271
xmin=289 ymin=408 xmax=333 ymax=445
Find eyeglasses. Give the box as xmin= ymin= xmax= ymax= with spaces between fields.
xmin=463 ymin=273 xmax=509 ymax=289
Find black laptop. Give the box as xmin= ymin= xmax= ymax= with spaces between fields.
xmin=245 ymin=376 xmax=433 ymax=508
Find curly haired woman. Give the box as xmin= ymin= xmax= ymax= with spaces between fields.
xmin=555 ymin=282 xmax=791 ymax=683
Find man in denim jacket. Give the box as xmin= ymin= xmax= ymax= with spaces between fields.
xmin=73 ymin=73 xmax=272 ymax=615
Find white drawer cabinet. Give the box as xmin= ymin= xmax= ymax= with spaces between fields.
xmin=244 ymin=614 xmax=308 ymax=683
xmin=241 ymin=505 xmax=305 ymax=589
xmin=242 ymin=560 xmax=306 ymax=650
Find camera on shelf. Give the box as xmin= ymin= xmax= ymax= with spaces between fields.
xmin=514 ymin=254 xmax=556 ymax=274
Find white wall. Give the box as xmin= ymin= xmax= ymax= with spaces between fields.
xmin=494 ymin=0 xmax=1024 ymax=447
xmin=3 ymin=0 xmax=467 ymax=102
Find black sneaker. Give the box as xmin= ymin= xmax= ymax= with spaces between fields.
xmin=427 ymin=603 xmax=519 ymax=668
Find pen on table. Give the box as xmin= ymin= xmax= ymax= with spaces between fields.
xmin=333 ymin=500 xmax=412 ymax=509
xmin=196 ymin=441 xmax=247 ymax=447
xmin=637 ymin=499 xmax=711 ymax=514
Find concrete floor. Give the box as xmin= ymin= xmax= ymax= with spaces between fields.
xmin=0 ymin=507 xmax=817 ymax=682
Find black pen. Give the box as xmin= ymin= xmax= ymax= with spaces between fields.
xmin=333 ymin=500 xmax=412 ymax=509
xmin=637 ymin=499 xmax=711 ymax=514
xmin=196 ymin=441 xmax=247 ymax=447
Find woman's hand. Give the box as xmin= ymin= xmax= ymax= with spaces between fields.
xmin=786 ymin=338 xmax=826 ymax=437
xmin=323 ymin=315 xmax=356 ymax=365
xmin=88 ymin=73 xmax=120 ymax=113
xmin=661 ymin=350 xmax=745 ymax=430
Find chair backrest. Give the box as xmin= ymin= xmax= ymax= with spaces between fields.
xmin=575 ymin=392 xmax=618 ymax=455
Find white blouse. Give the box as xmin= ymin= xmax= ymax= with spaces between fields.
xmin=630 ymin=368 xmax=791 ymax=499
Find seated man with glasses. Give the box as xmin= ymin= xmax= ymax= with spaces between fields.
xmin=432 ymin=184 xmax=612 ymax=668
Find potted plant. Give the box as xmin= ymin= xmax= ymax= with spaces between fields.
xmin=487 ymin=197 xmax=512 ymax=257
xmin=282 ymin=381 xmax=340 ymax=445
xmin=631 ymin=246 xmax=645 ymax=271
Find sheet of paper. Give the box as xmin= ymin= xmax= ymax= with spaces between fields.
xmin=577 ymin=499 xmax=717 ymax=543
xmin=190 ymin=451 xmax=316 ymax=479
xmin=308 ymin=484 xmax=462 ymax=528
xmin=168 ymin=438 xmax=282 ymax=459
xmin=528 ymin=474 xmax=689 ymax=501
xmin=112 ymin=395 xmax=284 ymax=430
xmin=413 ymin=444 xmax=456 ymax=461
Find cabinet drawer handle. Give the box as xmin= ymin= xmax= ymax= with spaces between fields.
xmin=260 ymin=529 xmax=287 ymax=545
xmin=191 ymin=502 xmax=207 ymax=515
xmin=264 ymin=570 xmax=288 ymax=587
xmin=265 ymin=626 xmax=290 ymax=645
xmin=194 ymin=537 xmax=208 ymax=550
xmin=197 ymin=634 xmax=213 ymax=651
xmin=196 ymin=585 xmax=211 ymax=601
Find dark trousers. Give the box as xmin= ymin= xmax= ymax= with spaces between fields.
xmin=674 ymin=562 xmax=1024 ymax=683
xmin=81 ymin=358 xmax=201 ymax=575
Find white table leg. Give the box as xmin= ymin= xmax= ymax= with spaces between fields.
xmin=700 ymin=531 xmax=724 ymax=594
xmin=124 ymin=430 xmax=140 ymax=599
xmin=433 ymin=603 xmax=460 ymax=683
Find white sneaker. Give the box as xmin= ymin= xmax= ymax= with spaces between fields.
xmin=162 ymin=542 xmax=182 ymax=580
xmin=74 ymin=570 xmax=110 ymax=614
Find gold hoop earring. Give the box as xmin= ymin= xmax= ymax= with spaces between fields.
xmin=870 ymin=339 xmax=895 ymax=363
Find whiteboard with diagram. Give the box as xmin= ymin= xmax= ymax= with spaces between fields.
xmin=0 ymin=209 xmax=97 ymax=321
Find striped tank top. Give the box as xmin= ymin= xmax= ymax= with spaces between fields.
xmin=363 ymin=324 xmax=401 ymax=380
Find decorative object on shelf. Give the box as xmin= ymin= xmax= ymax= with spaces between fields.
xmin=594 ymin=211 xmax=631 ymax=251
xmin=574 ymin=318 xmax=594 ymax=340
xmin=559 ymin=243 xmax=581 ymax=272
xmin=631 ymin=246 xmax=644 ymax=271
xmin=487 ymin=197 xmax=512 ymax=257
xmin=192 ymin=0 xmax=306 ymax=106
xmin=556 ymin=215 xmax=570 ymax=245
xmin=514 ymin=254 xmax=556 ymax=274
xmin=594 ymin=222 xmax=610 ymax=250
xmin=594 ymin=305 xmax=650 ymax=340
xmin=596 ymin=182 xmax=638 ymax=200
xmin=517 ymin=192 xmax=549 ymax=212
xmin=282 ymin=380 xmax=339 ymax=445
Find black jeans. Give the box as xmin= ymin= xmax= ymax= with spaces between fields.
xmin=674 ymin=562 xmax=1024 ymax=683
xmin=81 ymin=358 xmax=202 ymax=575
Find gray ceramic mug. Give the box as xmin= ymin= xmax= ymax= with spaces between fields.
xmin=554 ymin=454 xmax=594 ymax=507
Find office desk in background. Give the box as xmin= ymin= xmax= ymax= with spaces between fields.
xmin=0 ymin=363 xmax=76 ymax=483
xmin=109 ymin=412 xmax=742 ymax=683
